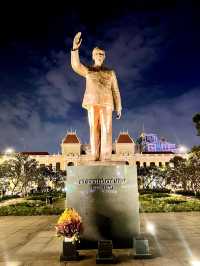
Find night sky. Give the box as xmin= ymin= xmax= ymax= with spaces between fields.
xmin=0 ymin=1 xmax=200 ymax=153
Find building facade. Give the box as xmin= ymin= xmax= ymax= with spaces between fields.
xmin=1 ymin=131 xmax=184 ymax=170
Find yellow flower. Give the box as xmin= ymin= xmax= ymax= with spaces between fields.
xmin=57 ymin=208 xmax=82 ymax=225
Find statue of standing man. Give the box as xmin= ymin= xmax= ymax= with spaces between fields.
xmin=71 ymin=32 xmax=122 ymax=161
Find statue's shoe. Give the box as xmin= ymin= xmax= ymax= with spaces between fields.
xmin=91 ymin=154 xmax=100 ymax=161
xmin=100 ymin=155 xmax=111 ymax=161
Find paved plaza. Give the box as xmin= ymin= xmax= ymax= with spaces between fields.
xmin=0 ymin=212 xmax=200 ymax=266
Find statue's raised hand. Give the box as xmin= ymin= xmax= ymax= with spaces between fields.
xmin=73 ymin=32 xmax=82 ymax=50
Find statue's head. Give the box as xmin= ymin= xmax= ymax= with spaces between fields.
xmin=92 ymin=47 xmax=105 ymax=66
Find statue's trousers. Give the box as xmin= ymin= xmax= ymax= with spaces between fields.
xmin=88 ymin=106 xmax=112 ymax=160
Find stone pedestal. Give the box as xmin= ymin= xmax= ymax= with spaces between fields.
xmin=96 ymin=240 xmax=115 ymax=264
xmin=60 ymin=241 xmax=79 ymax=261
xmin=65 ymin=164 xmax=140 ymax=248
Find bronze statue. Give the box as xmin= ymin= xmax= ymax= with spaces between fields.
xmin=71 ymin=32 xmax=122 ymax=161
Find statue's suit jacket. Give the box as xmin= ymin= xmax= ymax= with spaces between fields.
xmin=71 ymin=50 xmax=122 ymax=112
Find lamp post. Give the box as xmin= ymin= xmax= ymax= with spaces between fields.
xmin=178 ymin=145 xmax=188 ymax=154
xmin=4 ymin=147 xmax=15 ymax=156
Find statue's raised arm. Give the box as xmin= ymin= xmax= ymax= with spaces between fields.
xmin=71 ymin=32 xmax=88 ymax=77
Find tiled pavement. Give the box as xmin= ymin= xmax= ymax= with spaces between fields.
xmin=0 ymin=212 xmax=200 ymax=266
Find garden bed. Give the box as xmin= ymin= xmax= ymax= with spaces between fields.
xmin=0 ymin=195 xmax=20 ymax=202
xmin=140 ymin=193 xmax=200 ymax=212
xmin=1 ymin=193 xmax=200 ymax=215
xmin=0 ymin=200 xmax=64 ymax=216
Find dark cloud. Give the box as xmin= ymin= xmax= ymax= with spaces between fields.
xmin=0 ymin=6 xmax=199 ymax=152
xmin=113 ymin=88 xmax=200 ymax=148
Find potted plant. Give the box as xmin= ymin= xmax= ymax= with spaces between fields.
xmin=55 ymin=207 xmax=82 ymax=261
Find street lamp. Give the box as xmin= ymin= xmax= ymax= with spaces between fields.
xmin=178 ymin=145 xmax=188 ymax=154
xmin=146 ymin=222 xmax=156 ymax=235
xmin=4 ymin=147 xmax=15 ymax=155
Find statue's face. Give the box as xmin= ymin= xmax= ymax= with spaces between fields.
xmin=92 ymin=50 xmax=105 ymax=66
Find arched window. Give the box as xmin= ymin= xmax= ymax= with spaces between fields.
xmin=67 ymin=162 xmax=74 ymax=166
xmin=125 ymin=161 xmax=129 ymax=165
xmin=56 ymin=162 xmax=60 ymax=171
xmin=150 ymin=162 xmax=155 ymax=168
xmin=136 ymin=161 xmax=140 ymax=168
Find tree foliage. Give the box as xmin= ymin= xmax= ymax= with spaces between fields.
xmin=166 ymin=151 xmax=200 ymax=193
xmin=138 ymin=150 xmax=200 ymax=194
xmin=0 ymin=162 xmax=11 ymax=195
xmin=3 ymin=153 xmax=38 ymax=196
xmin=137 ymin=166 xmax=167 ymax=190
xmin=0 ymin=154 xmax=66 ymax=196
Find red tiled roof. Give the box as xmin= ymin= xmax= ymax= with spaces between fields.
xmin=20 ymin=152 xmax=49 ymax=155
xmin=117 ymin=133 xmax=134 ymax=143
xmin=63 ymin=133 xmax=80 ymax=144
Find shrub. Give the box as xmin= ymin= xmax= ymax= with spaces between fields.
xmin=27 ymin=191 xmax=65 ymax=202
xmin=139 ymin=193 xmax=170 ymax=202
xmin=27 ymin=195 xmax=50 ymax=201
xmin=0 ymin=201 xmax=64 ymax=216
xmin=175 ymin=190 xmax=200 ymax=197
xmin=0 ymin=195 xmax=20 ymax=202
xmin=16 ymin=201 xmax=44 ymax=207
xmin=152 ymin=193 xmax=170 ymax=198
xmin=28 ymin=191 xmax=65 ymax=198
xmin=139 ymin=194 xmax=200 ymax=212
xmin=164 ymin=198 xmax=187 ymax=204
xmin=139 ymin=188 xmax=171 ymax=195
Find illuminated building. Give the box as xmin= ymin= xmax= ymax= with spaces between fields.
xmin=0 ymin=131 xmax=186 ymax=170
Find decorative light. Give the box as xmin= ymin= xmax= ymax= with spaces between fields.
xmin=191 ymin=260 xmax=200 ymax=266
xmin=4 ymin=147 xmax=15 ymax=155
xmin=146 ymin=222 xmax=156 ymax=235
xmin=179 ymin=145 xmax=188 ymax=153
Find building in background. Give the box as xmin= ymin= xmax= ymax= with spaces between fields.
xmin=0 ymin=130 xmax=186 ymax=170
xmin=137 ymin=132 xmax=177 ymax=153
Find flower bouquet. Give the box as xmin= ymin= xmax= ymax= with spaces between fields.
xmin=56 ymin=208 xmax=82 ymax=261
xmin=55 ymin=208 xmax=82 ymax=243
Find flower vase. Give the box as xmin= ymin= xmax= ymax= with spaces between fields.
xmin=60 ymin=236 xmax=79 ymax=261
